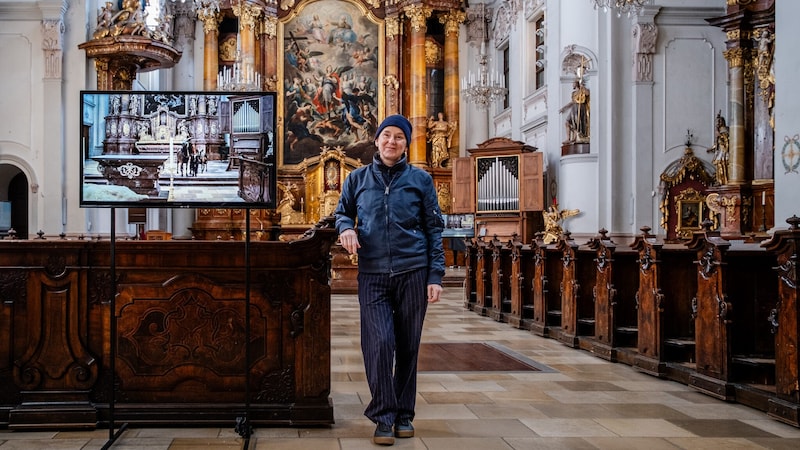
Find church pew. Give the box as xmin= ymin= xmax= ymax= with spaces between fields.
xmin=488 ymin=237 xmax=513 ymax=322
xmin=471 ymin=236 xmax=494 ymax=316
xmin=507 ymin=235 xmax=534 ymax=329
xmin=762 ymin=215 xmax=800 ymax=427
xmin=555 ymin=232 xmax=597 ymax=348
xmin=585 ymin=229 xmax=640 ymax=362
xmin=630 ymin=227 xmax=698 ymax=379
xmin=530 ymin=234 xmax=562 ymax=337
xmin=463 ymin=238 xmax=478 ymax=309
xmin=686 ymin=226 xmax=779 ymax=403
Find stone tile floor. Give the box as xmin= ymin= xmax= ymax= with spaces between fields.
xmin=3 ymin=280 xmax=800 ymax=449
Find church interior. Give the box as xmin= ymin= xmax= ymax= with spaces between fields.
xmin=2 ymin=0 xmax=800 ymax=447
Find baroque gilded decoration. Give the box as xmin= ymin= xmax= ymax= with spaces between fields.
xmin=658 ymin=144 xmax=716 ymax=237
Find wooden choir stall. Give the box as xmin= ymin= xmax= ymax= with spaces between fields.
xmin=462 ymin=216 xmax=800 ymax=428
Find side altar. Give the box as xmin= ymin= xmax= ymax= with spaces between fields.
xmin=0 ymin=219 xmax=337 ymax=429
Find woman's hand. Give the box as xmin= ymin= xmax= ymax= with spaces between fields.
xmin=339 ymin=228 xmax=360 ymax=254
xmin=427 ymin=284 xmax=443 ymax=303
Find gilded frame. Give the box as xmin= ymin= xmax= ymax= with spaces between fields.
xmin=674 ymin=188 xmax=705 ymax=238
xmin=278 ymin=0 xmax=385 ymax=169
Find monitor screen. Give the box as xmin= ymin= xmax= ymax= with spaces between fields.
xmin=79 ymin=90 xmax=277 ymax=209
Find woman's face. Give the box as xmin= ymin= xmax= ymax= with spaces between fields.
xmin=375 ymin=126 xmax=407 ymax=167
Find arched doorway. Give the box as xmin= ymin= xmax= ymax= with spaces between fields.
xmin=0 ymin=164 xmax=29 ymax=238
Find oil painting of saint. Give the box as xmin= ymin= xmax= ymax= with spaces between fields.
xmin=282 ymin=0 xmax=380 ymax=166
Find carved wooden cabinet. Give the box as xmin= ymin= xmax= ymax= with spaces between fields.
xmin=452 ymin=137 xmax=544 ymax=243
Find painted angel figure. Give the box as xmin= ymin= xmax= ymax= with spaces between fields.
xmin=542 ymin=204 xmax=581 ymax=244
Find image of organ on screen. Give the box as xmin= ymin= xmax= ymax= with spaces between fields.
xmin=79 ymin=90 xmax=276 ymax=209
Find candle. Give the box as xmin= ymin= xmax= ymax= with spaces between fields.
xmin=169 ymin=137 xmax=174 ymax=168
xmin=762 ymin=191 xmax=766 ymax=206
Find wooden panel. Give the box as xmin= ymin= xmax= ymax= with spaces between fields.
xmin=451 ymin=157 xmax=473 ymax=214
xmin=520 ymin=152 xmax=543 ymax=212
xmin=0 ymin=219 xmax=337 ymax=429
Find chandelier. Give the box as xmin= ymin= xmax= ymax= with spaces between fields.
xmin=461 ymin=3 xmax=507 ymax=109
xmin=591 ymin=0 xmax=649 ymax=17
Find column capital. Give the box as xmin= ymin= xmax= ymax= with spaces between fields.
xmin=404 ymin=4 xmax=432 ymax=33
xmin=385 ymin=15 xmax=401 ymax=41
xmin=233 ymin=2 xmax=262 ymax=31
xmin=439 ymin=10 xmax=466 ymax=38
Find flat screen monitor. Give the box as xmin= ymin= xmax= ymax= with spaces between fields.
xmin=79 ymin=90 xmax=277 ymax=209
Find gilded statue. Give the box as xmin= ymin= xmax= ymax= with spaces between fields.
xmin=542 ymin=204 xmax=581 ymax=244
xmin=92 ymin=0 xmax=154 ymax=40
xmin=707 ymin=111 xmax=730 ymax=185
xmin=563 ymin=62 xmax=590 ymax=144
xmin=427 ymin=112 xmax=456 ymax=168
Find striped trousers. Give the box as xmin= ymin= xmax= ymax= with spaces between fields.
xmin=358 ymin=268 xmax=428 ymax=426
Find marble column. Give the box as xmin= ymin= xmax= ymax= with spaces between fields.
xmin=233 ymin=2 xmax=262 ymax=82
xmin=170 ymin=1 xmax=197 ymax=88
xmin=724 ymin=46 xmax=747 ymax=185
xmin=383 ymin=15 xmax=402 ymax=116
xmin=260 ymin=14 xmax=278 ymax=91
xmin=196 ymin=4 xmax=221 ymax=90
xmin=440 ymin=10 xmax=465 ymax=159
xmin=404 ymin=5 xmax=432 ymax=167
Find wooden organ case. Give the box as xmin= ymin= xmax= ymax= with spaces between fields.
xmin=452 ymin=138 xmax=545 ymax=243
xmin=223 ymin=94 xmax=273 ymax=169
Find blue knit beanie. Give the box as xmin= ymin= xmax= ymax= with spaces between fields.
xmin=375 ymin=114 xmax=412 ymax=144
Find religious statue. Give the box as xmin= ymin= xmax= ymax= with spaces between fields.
xmin=707 ymin=111 xmax=730 ymax=185
xmin=563 ymin=62 xmax=590 ymax=144
xmin=427 ymin=112 xmax=456 ymax=168
xmin=542 ymin=204 xmax=581 ymax=244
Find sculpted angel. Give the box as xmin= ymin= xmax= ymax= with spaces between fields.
xmin=542 ymin=204 xmax=581 ymax=244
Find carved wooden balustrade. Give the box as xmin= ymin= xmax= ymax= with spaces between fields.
xmin=0 ymin=219 xmax=337 ymax=429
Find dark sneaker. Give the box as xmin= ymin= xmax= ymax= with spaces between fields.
xmin=394 ymin=417 xmax=414 ymax=438
xmin=373 ymin=423 xmax=395 ymax=445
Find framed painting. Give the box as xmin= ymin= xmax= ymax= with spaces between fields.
xmin=279 ymin=0 xmax=384 ymax=168
xmin=674 ymin=187 xmax=705 ymax=239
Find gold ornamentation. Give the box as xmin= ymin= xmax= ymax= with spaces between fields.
xmin=404 ymin=5 xmax=431 ymax=33
xmin=261 ymin=15 xmax=278 ymax=39
xmin=437 ymin=182 xmax=452 ymax=214
xmin=424 ymin=38 xmax=441 ymax=65
xmin=706 ymin=192 xmax=738 ymax=225
xmin=439 ymin=10 xmax=466 ymax=37
xmin=233 ymin=2 xmax=262 ymax=31
xmin=385 ymin=16 xmax=400 ymax=40
xmin=723 ymin=47 xmax=745 ymax=67
xmin=542 ymin=205 xmax=580 ymax=244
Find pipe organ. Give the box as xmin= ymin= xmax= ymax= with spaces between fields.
xmin=452 ymin=137 xmax=544 ymax=242
xmin=477 ymin=156 xmax=521 ymax=212
xmin=226 ymin=94 xmax=273 ymax=169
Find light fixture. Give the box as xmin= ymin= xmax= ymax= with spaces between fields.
xmin=591 ymin=0 xmax=649 ymax=17
xmin=461 ymin=3 xmax=507 ymax=109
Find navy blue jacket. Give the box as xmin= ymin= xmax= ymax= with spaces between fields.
xmin=334 ymin=154 xmax=445 ymax=285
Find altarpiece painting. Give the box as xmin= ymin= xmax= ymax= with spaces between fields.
xmin=280 ymin=0 xmax=384 ymax=167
